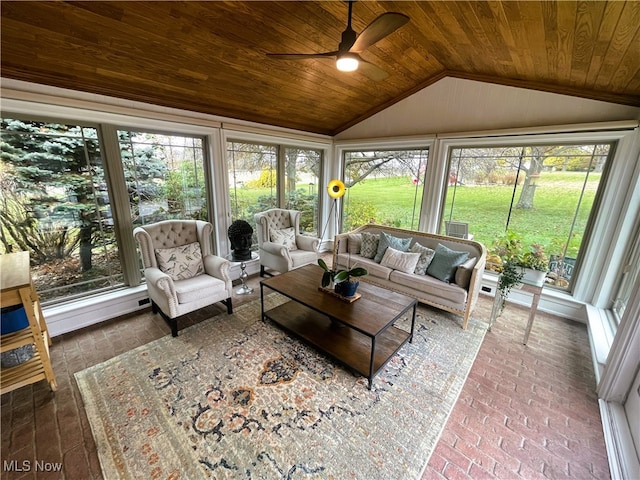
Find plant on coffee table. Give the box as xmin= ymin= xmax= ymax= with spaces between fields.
xmin=318 ymin=258 xmax=367 ymax=297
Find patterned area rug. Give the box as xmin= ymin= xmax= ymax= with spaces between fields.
xmin=76 ymin=294 xmax=486 ymax=479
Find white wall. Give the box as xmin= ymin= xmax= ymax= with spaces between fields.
xmin=336 ymin=77 xmax=640 ymax=139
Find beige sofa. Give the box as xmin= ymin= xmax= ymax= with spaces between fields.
xmin=333 ymin=224 xmax=487 ymax=329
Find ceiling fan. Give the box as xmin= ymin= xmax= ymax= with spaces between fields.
xmin=266 ymin=0 xmax=409 ymax=81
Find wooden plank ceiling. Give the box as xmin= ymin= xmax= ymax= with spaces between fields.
xmin=1 ymin=1 xmax=639 ymax=135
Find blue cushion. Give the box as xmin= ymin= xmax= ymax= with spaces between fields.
xmin=374 ymin=231 xmax=412 ymax=263
xmin=426 ymin=243 xmax=469 ymax=283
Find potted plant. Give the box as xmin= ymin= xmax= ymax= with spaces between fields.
xmin=490 ymin=230 xmax=549 ymax=301
xmin=317 ymin=258 xmax=367 ymax=297
xmin=318 ymin=258 xmax=336 ymax=289
xmin=333 ymin=265 xmax=368 ymax=297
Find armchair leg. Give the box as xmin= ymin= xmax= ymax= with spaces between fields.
xmin=224 ymin=297 xmax=233 ymax=314
xmin=170 ymin=319 xmax=178 ymax=337
xmin=260 ymin=265 xmax=274 ymax=277
xmin=154 ymin=305 xmax=179 ymax=337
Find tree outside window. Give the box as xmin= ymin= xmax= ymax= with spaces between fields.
xmin=444 ymin=144 xmax=611 ymax=290
xmin=0 ymin=118 xmax=123 ymax=302
xmin=120 ymin=131 xmax=207 ymax=225
xmin=342 ymin=148 xmax=429 ymax=231
xmin=227 ymin=141 xmax=321 ymax=244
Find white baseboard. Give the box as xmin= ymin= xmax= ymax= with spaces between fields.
xmin=43 ymin=286 xmax=150 ymax=337
xmin=44 ymin=257 xmax=263 ymax=337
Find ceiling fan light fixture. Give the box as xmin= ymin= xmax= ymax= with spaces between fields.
xmin=336 ymin=54 xmax=359 ymax=72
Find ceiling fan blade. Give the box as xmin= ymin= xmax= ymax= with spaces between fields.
xmin=355 ymin=55 xmax=389 ymax=81
xmin=350 ymin=12 xmax=410 ymax=53
xmin=267 ymin=51 xmax=338 ymax=60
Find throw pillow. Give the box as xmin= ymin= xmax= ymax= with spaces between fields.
xmin=360 ymin=232 xmax=380 ymax=259
xmin=409 ymin=242 xmax=436 ymax=275
xmin=374 ymin=231 xmax=412 ymax=263
xmin=380 ymin=247 xmax=421 ymax=274
xmin=426 ymin=243 xmax=470 ymax=283
xmin=454 ymin=256 xmax=478 ymax=289
xmin=347 ymin=233 xmax=362 ymax=255
xmin=270 ymin=227 xmax=298 ymax=251
xmin=155 ymin=242 xmax=204 ymax=281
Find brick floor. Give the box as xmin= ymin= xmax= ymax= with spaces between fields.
xmin=421 ymin=293 xmax=609 ymax=480
xmin=1 ymin=269 xmax=609 ymax=479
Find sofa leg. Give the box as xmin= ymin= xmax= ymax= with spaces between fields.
xmin=225 ymin=297 xmax=233 ymax=315
xmin=151 ymin=301 xmax=158 ymax=314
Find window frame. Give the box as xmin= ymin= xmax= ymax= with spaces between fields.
xmin=441 ymin=141 xmax=614 ymax=292
xmin=434 ymin=127 xmax=639 ymax=306
xmin=221 ymin=129 xmax=330 ymax=252
xmin=335 ymin=136 xmax=437 ymax=235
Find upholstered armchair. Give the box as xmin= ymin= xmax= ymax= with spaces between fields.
xmin=134 ymin=220 xmax=233 ymax=336
xmin=254 ymin=209 xmax=320 ymax=276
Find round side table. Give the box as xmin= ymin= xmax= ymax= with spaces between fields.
xmin=226 ymin=252 xmax=258 ymax=295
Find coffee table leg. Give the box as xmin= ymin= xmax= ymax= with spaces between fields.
xmin=368 ymin=337 xmax=376 ymax=390
xmin=409 ymin=302 xmax=417 ymax=343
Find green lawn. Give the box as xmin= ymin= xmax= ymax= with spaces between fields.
xmin=232 ymin=171 xmax=600 ymax=257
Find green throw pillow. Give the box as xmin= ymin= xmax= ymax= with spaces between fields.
xmin=426 ymin=243 xmax=469 ymax=283
xmin=374 ymin=231 xmax=412 ymax=263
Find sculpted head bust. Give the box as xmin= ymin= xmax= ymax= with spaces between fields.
xmin=228 ymin=220 xmax=254 ymax=261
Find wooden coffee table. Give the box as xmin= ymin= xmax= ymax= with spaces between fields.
xmin=260 ymin=264 xmax=417 ymax=389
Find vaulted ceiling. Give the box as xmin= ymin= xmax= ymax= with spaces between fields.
xmin=1 ymin=1 xmax=639 ymax=135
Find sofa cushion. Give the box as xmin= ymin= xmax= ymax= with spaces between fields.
xmin=380 ymin=247 xmax=421 ymax=274
xmin=454 ymin=256 xmax=478 ymax=289
xmin=335 ymin=253 xmax=392 ymax=280
xmin=360 ymin=232 xmax=379 ymax=259
xmin=427 ymin=243 xmax=469 ymax=283
xmin=409 ymin=242 xmax=435 ymax=275
xmin=270 ymin=227 xmax=298 ymax=251
xmin=374 ymin=231 xmax=412 ymax=263
xmin=390 ymin=270 xmax=468 ymax=306
xmin=347 ymin=233 xmax=362 ymax=255
xmin=155 ymin=242 xmax=204 ymax=280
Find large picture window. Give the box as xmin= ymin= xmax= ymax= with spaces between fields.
xmin=342 ymin=148 xmax=429 ymax=231
xmin=0 ymin=118 xmax=123 ymax=302
xmin=120 ymin=131 xmax=207 ymax=226
xmin=443 ymin=144 xmax=612 ymax=290
xmin=227 ymin=141 xmax=321 ymax=242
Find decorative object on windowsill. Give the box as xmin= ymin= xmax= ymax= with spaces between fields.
xmin=489 ymin=230 xmax=549 ymax=312
xmin=228 ymin=220 xmax=254 ymax=261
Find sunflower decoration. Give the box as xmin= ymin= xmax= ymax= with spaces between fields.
xmin=327 ymin=179 xmax=346 ymax=199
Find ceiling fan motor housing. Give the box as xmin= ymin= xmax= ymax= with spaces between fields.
xmin=339 ymin=27 xmax=357 ymax=53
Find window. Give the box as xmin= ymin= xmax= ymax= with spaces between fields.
xmin=613 ymin=230 xmax=640 ymax=321
xmin=120 ymin=131 xmax=207 ymax=226
xmin=227 ymin=141 xmax=322 ymax=241
xmin=0 ymin=118 xmax=123 ymax=303
xmin=284 ymin=147 xmax=321 ymax=235
xmin=443 ymin=144 xmax=612 ymax=290
xmin=342 ymin=148 xmax=429 ymax=231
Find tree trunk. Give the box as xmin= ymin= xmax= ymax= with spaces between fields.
xmin=79 ymin=223 xmax=93 ymax=271
xmin=516 ymin=154 xmax=544 ymax=209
